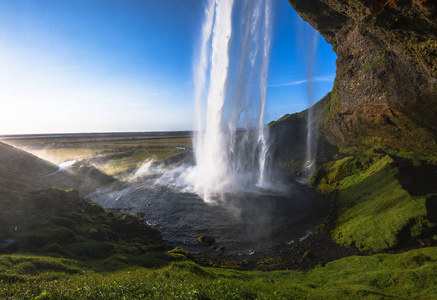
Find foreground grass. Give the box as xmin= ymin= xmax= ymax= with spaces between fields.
xmin=1 ymin=247 xmax=436 ymax=299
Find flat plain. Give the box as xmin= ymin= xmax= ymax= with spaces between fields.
xmin=1 ymin=132 xmax=192 ymax=179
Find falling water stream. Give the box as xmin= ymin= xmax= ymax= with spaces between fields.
xmin=188 ymin=0 xmax=274 ymax=202
xmin=304 ymin=29 xmax=319 ymax=176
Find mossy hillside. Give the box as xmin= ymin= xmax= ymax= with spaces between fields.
xmin=268 ymin=110 xmax=306 ymax=171
xmin=0 ymin=143 xmax=57 ymax=196
xmin=0 ymin=142 xmax=115 ymax=196
xmin=268 ymin=92 xmax=340 ymax=173
xmin=311 ymin=155 xmax=436 ymax=252
xmin=1 ymin=247 xmax=437 ymax=299
xmin=0 ymin=187 xmax=164 ymax=259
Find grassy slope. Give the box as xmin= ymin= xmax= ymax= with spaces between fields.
xmin=0 ymin=142 xmax=164 ymax=259
xmin=1 ymin=247 xmax=436 ymax=299
xmin=0 ymin=142 xmax=58 ymax=194
xmin=0 ymin=188 xmax=164 ymax=259
xmin=310 ymin=154 xmax=436 ymax=252
xmin=0 ymin=142 xmax=115 ymax=196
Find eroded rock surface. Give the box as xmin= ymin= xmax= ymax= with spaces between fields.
xmin=288 ymin=0 xmax=437 ymax=154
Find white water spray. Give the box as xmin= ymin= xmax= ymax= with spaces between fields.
xmin=189 ymin=0 xmax=273 ymax=202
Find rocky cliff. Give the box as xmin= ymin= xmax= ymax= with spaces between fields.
xmin=288 ymin=0 xmax=437 ymax=156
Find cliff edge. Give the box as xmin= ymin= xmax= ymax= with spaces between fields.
xmin=288 ymin=0 xmax=437 ymax=155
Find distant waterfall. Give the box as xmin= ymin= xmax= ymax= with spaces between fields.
xmin=304 ymin=29 xmax=319 ymax=175
xmin=190 ymin=0 xmax=273 ymax=202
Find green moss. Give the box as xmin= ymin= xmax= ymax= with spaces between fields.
xmin=315 ymin=155 xmax=429 ymax=251
xmin=168 ymin=247 xmax=194 ymax=260
xmin=362 ymin=56 xmax=386 ymax=72
xmin=335 ymin=105 xmax=437 ymax=159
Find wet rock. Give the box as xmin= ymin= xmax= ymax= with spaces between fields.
xmin=136 ymin=212 xmax=146 ymax=219
xmin=168 ymin=247 xmax=195 ymax=260
xmin=198 ymin=235 xmax=215 ymax=246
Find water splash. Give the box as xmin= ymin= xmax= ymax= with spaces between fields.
xmin=189 ymin=0 xmax=274 ymax=202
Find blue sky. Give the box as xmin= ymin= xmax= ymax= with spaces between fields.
xmin=0 ymin=0 xmax=336 ymax=134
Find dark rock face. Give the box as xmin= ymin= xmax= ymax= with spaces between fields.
xmin=288 ymin=0 xmax=437 ymax=154
xmin=269 ymin=93 xmax=340 ymax=173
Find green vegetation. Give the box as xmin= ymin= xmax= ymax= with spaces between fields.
xmin=311 ymin=154 xmax=436 ymax=252
xmin=0 ymin=187 xmax=164 ymax=259
xmin=1 ymin=247 xmax=436 ymax=299
xmin=0 ymin=142 xmax=114 ymax=196
xmin=342 ymin=109 xmax=437 ymax=159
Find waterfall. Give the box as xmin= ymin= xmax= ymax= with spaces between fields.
xmin=304 ymin=30 xmax=319 ymax=175
xmin=190 ymin=0 xmax=273 ymax=202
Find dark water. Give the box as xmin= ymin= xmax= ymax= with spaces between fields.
xmin=90 ymin=179 xmax=327 ymax=255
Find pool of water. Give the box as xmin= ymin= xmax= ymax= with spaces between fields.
xmin=90 ymin=177 xmax=327 ymax=255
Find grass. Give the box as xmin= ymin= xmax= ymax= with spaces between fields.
xmin=0 ymin=187 xmax=164 ymax=260
xmin=311 ymin=155 xmax=435 ymax=252
xmin=0 ymin=247 xmax=436 ymax=299
xmin=0 ymin=142 xmax=115 ymax=196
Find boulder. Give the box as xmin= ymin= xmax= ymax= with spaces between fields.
xmin=197 ymin=235 xmax=215 ymax=246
